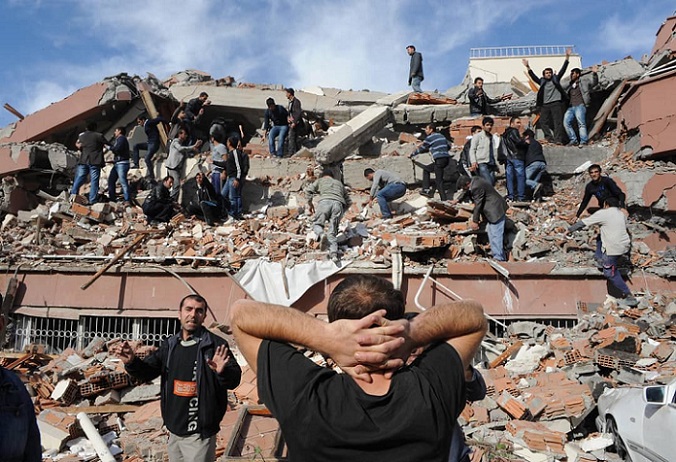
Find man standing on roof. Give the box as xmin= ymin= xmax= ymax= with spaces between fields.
xmin=468 ymin=77 xmax=511 ymax=116
xmin=563 ymin=66 xmax=598 ymax=146
xmin=305 ymin=168 xmax=352 ymax=263
xmin=263 ymin=97 xmax=289 ymax=158
xmin=132 ymin=113 xmax=166 ymax=181
xmin=410 ymin=123 xmax=452 ymax=200
xmin=406 ymin=45 xmax=424 ymax=93
xmin=286 ymin=88 xmax=303 ymax=155
xmin=230 ymin=274 xmax=487 ymax=462
xmin=567 ymin=198 xmax=638 ymax=307
xmin=455 ymin=175 xmax=509 ymax=261
xmin=107 ymin=126 xmax=132 ymax=205
xmin=523 ymin=48 xmax=571 ymax=145
xmin=71 ymin=122 xmax=109 ymax=205
xmin=111 ymin=294 xmax=241 ymax=462
xmin=364 ymin=168 xmax=407 ymax=219
xmin=575 ymin=164 xmax=626 ymax=219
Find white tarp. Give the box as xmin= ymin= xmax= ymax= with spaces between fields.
xmin=234 ymin=259 xmax=348 ymax=306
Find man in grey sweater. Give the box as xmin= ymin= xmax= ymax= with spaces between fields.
xmin=305 ymin=168 xmax=352 ymax=262
xmin=364 ymin=168 xmax=407 ymax=219
xmin=165 ymin=128 xmax=203 ymax=200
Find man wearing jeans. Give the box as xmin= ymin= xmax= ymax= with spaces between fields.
xmin=263 ymin=98 xmax=289 ymax=158
xmin=132 ymin=113 xmax=166 ymax=180
xmin=501 ymin=117 xmax=528 ymax=201
xmin=214 ymin=136 xmax=249 ymax=220
xmin=71 ymin=122 xmax=108 ymax=204
xmin=406 ymin=45 xmax=424 ymax=93
xmin=567 ymin=197 xmax=638 ymax=306
xmin=563 ymin=66 xmax=598 ymax=146
xmin=410 ymin=123 xmax=452 ymax=200
xmin=364 ymin=168 xmax=406 ymax=219
xmin=523 ymin=129 xmax=547 ymax=200
xmin=108 ymin=127 xmax=132 ymax=204
xmin=455 ymin=175 xmax=509 ymax=261
xmin=468 ymin=117 xmax=500 ymax=185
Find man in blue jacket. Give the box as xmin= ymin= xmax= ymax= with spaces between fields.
xmin=523 ymin=48 xmax=571 ymax=144
xmin=111 ymin=294 xmax=241 ymax=462
xmin=410 ymin=123 xmax=452 ymax=200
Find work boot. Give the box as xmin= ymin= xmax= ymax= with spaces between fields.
xmin=619 ymin=295 xmax=639 ymax=307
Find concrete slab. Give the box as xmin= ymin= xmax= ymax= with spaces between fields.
xmin=543 ymin=145 xmax=613 ymax=175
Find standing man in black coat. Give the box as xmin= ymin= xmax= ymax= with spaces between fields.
xmin=111 ymin=294 xmax=241 ymax=462
xmin=71 ymin=122 xmax=109 ymax=205
xmin=406 ymin=45 xmax=424 ymax=93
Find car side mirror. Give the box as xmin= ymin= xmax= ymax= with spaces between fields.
xmin=644 ymin=385 xmax=667 ymax=405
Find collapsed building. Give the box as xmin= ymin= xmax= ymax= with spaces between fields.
xmin=1 ymin=14 xmax=675 ymax=462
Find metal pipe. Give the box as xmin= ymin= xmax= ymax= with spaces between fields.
xmin=76 ymin=412 xmax=116 ymax=462
xmin=19 ymin=254 xmax=222 ymax=262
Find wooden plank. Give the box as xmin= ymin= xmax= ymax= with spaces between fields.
xmin=58 ymin=404 xmax=139 ymax=414
xmin=588 ymin=80 xmax=628 ymax=140
xmin=80 ymin=234 xmax=149 ymax=290
xmin=138 ymin=88 xmax=169 ymax=150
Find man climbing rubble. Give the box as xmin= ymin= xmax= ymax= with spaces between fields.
xmin=410 ymin=123 xmax=452 ymax=201
xmin=111 ymin=294 xmax=241 ymax=462
xmin=305 ymin=167 xmax=352 ymax=263
xmin=567 ymin=197 xmax=638 ymax=306
xmin=364 ymin=168 xmax=407 ymax=219
xmin=132 ymin=113 xmax=166 ymax=181
xmin=575 ymin=164 xmax=626 ymax=219
xmin=455 ymin=175 xmax=509 ymax=262
xmin=230 ymin=274 xmax=487 ymax=462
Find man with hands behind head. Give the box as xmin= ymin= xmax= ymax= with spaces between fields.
xmin=111 ymin=295 xmax=241 ymax=462
xmin=231 ymin=274 xmax=487 ymax=462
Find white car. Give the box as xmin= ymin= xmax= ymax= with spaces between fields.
xmin=595 ymin=379 xmax=675 ymax=462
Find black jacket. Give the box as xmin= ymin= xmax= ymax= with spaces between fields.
xmin=528 ymin=59 xmax=569 ymax=107
xmin=264 ymin=105 xmax=289 ymax=130
xmin=501 ymin=127 xmax=528 ymax=161
xmin=213 ymin=149 xmax=250 ymax=181
xmin=469 ymin=176 xmax=508 ymax=224
xmin=147 ymin=182 xmax=172 ymax=205
xmin=468 ymin=87 xmax=500 ymax=115
xmin=408 ymin=52 xmax=424 ymax=83
xmin=524 ymin=139 xmax=546 ymax=166
xmin=110 ymin=135 xmax=130 ymax=162
xmin=125 ymin=326 xmax=241 ymax=438
xmin=576 ymin=176 xmax=626 ymax=218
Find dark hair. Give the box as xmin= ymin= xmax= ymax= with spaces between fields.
xmin=456 ymin=175 xmax=471 ymax=190
xmin=471 ymin=125 xmax=482 ymax=134
xmin=543 ymin=67 xmax=553 ymax=75
xmin=605 ymin=197 xmax=620 ymax=208
xmin=588 ymin=164 xmax=602 ymax=173
xmin=328 ymin=275 xmax=404 ymax=322
xmin=363 ymin=168 xmax=375 ymax=177
xmin=509 ymin=116 xmax=520 ymax=125
xmin=482 ymin=116 xmax=494 ymax=126
xmin=523 ymin=128 xmax=535 ymax=138
xmin=285 ymin=88 xmax=295 ymax=96
xmin=179 ymin=294 xmax=208 ymax=311
xmin=227 ymin=135 xmax=240 ymax=149
xmin=212 ymin=131 xmax=225 ymax=144
xmin=86 ymin=122 xmax=97 ymax=131
xmin=426 ymin=123 xmax=437 ymax=131
xmin=474 ymin=77 xmax=484 ymax=84
xmin=199 ymin=92 xmax=209 ymax=98
xmin=115 ymin=126 xmax=126 ymax=136
xmin=162 ymin=175 xmax=173 ymax=184
xmin=571 ymin=68 xmax=581 ymax=74
xmin=266 ymin=97 xmax=275 ymax=106
xmin=137 ymin=113 xmax=148 ymax=121
xmin=406 ymin=45 xmax=416 ymax=51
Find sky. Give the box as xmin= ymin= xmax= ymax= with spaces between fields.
xmin=0 ymin=0 xmax=673 ymax=128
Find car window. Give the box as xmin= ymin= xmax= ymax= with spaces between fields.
xmin=672 ymin=389 xmax=676 ymax=404
xmin=646 ymin=387 xmax=666 ymax=403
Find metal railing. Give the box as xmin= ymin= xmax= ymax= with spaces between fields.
xmin=11 ymin=314 xmax=179 ymax=353
xmin=470 ymin=45 xmax=575 ymax=59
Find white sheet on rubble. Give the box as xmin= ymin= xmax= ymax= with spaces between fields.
xmin=234 ymin=259 xmax=349 ymax=306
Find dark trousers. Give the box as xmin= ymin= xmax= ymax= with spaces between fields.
xmin=186 ymin=201 xmax=221 ymax=225
xmin=539 ymin=101 xmax=565 ymax=144
xmin=420 ymin=157 xmax=451 ymax=200
xmin=133 ymin=140 xmax=160 ymax=180
xmin=142 ymin=201 xmax=174 ymax=223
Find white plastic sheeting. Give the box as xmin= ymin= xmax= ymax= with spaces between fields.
xmin=234 ymin=259 xmax=348 ymax=306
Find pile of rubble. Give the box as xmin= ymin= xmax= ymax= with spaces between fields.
xmin=3 ymin=290 xmax=673 ymax=460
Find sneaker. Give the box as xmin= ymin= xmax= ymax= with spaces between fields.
xmin=566 ymin=140 xmax=579 ymax=146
